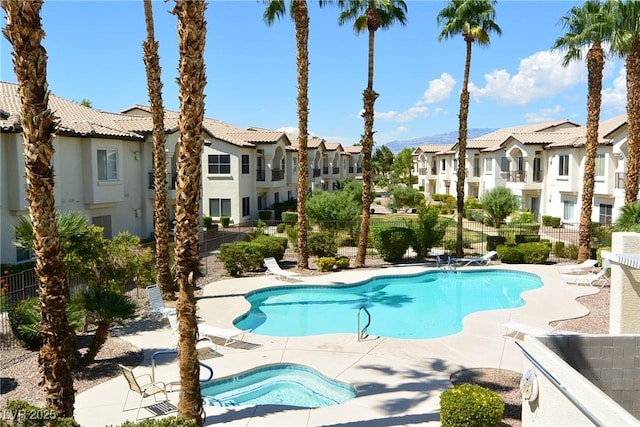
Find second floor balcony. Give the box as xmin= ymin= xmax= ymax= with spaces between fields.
xmin=256 ymin=169 xmax=266 ymax=181
xmin=332 ymin=167 xmax=339 ymax=175
xmin=148 ymin=171 xmax=177 ymax=190
xmin=505 ymin=171 xmax=526 ymax=183
xmin=313 ymin=168 xmax=321 ymax=178
xmin=616 ymin=172 xmax=625 ymax=189
xmin=271 ymin=169 xmax=284 ymax=181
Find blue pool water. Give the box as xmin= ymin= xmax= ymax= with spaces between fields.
xmin=201 ymin=363 xmax=356 ymax=407
xmin=234 ymin=269 xmax=542 ymax=339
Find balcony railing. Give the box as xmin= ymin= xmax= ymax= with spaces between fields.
xmin=506 ymin=171 xmax=526 ymax=182
xmin=348 ymin=166 xmax=354 ymax=173
xmin=356 ymin=167 xmax=363 ymax=173
xmin=148 ymin=172 xmax=177 ymax=190
xmin=418 ymin=167 xmax=428 ymax=175
xmin=313 ymin=168 xmax=321 ymax=178
xmin=271 ymin=169 xmax=284 ymax=181
xmin=332 ymin=167 xmax=339 ymax=175
xmin=616 ymin=172 xmax=626 ymax=189
xmin=322 ymin=166 xmax=329 ymax=174
xmin=256 ymin=169 xmax=265 ymax=181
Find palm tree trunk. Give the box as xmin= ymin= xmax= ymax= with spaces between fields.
xmin=293 ymin=0 xmax=310 ymax=270
xmin=1 ymin=0 xmax=75 ymax=416
xmin=82 ymin=321 xmax=111 ymax=365
xmin=578 ymin=42 xmax=604 ymax=263
xmin=173 ymin=1 xmax=207 ymax=424
xmin=356 ymin=27 xmax=379 ymax=267
xmin=143 ymin=0 xmax=173 ymax=299
xmin=626 ymin=40 xmax=640 ymax=204
xmin=456 ymin=38 xmax=472 ymax=258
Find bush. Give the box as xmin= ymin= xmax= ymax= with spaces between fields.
xmin=515 ymin=234 xmax=541 ymax=244
xmin=335 ymin=256 xmax=350 ymax=269
xmin=285 ymin=225 xmax=298 ymax=250
xmin=519 ymin=242 xmax=550 ymax=264
xmin=317 ymin=257 xmax=337 ymax=272
xmin=496 ymin=244 xmax=523 ymax=264
xmin=372 ymin=226 xmax=413 ymax=262
xmin=308 ymin=231 xmax=337 ymax=257
xmin=276 ymin=223 xmax=286 ymax=233
xmin=463 ymin=196 xmax=483 ymax=219
xmin=8 ymin=297 xmax=85 ymax=350
xmin=2 ymin=400 xmax=81 ymax=427
xmin=440 ymin=384 xmax=504 ymax=427
xmin=251 ymin=235 xmax=288 ymax=260
xmin=481 ymin=187 xmax=520 ymax=227
xmin=542 ymin=215 xmax=561 ymax=228
xmin=510 ymin=210 xmax=536 ymax=224
xmin=117 ymin=416 xmax=198 ymax=426
xmin=218 ymin=242 xmax=264 ymax=276
xmin=406 ymin=204 xmax=447 ymax=258
xmin=220 ymin=216 xmax=231 ymax=228
xmin=202 ymin=216 xmax=213 ymax=228
xmin=467 ymin=208 xmax=487 ymax=223
xmin=282 ymin=211 xmax=298 ymax=225
xmin=258 ymin=210 xmax=272 ymax=221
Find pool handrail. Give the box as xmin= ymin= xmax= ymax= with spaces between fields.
xmin=151 ymin=349 xmax=214 ymax=383
xmin=357 ymin=306 xmax=371 ymax=341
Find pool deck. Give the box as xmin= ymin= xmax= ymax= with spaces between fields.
xmin=74 ymin=263 xmax=599 ymax=426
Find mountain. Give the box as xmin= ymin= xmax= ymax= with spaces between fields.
xmin=384 ymin=128 xmax=497 ymax=153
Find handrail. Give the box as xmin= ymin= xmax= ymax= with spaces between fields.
xmin=357 ymin=306 xmax=371 ymax=342
xmin=515 ymin=341 xmax=605 ymax=426
xmin=151 ymin=349 xmax=214 ymax=383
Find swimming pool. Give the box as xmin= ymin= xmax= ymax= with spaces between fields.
xmin=234 ymin=269 xmax=542 ymax=338
xmin=201 ymin=363 xmax=356 ymax=407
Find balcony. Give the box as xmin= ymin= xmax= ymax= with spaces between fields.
xmin=418 ymin=167 xmax=428 ymax=175
xmin=322 ymin=166 xmax=329 ymax=175
xmin=313 ymin=168 xmax=321 ymax=178
xmin=532 ymin=169 xmax=543 ymax=183
xmin=472 ymin=167 xmax=481 ymax=178
xmin=616 ymin=172 xmax=625 ymax=189
xmin=506 ymin=171 xmax=526 ymax=183
xmin=256 ymin=169 xmax=266 ymax=181
xmin=332 ymin=167 xmax=339 ymax=175
xmin=271 ymin=169 xmax=284 ymax=181
xmin=348 ymin=166 xmax=354 ymax=173
xmin=148 ymin=172 xmax=177 ymax=190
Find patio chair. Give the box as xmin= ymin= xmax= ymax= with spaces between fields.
xmin=146 ymin=285 xmax=176 ymax=317
xmin=451 ymin=250 xmax=497 ymax=267
xmin=120 ymin=364 xmax=173 ymax=420
xmin=557 ymin=259 xmax=598 ymax=275
xmin=264 ymin=257 xmax=300 ymax=281
xmin=560 ymin=259 xmax=611 ymax=288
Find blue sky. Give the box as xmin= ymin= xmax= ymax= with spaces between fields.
xmin=0 ymin=1 xmax=628 ymax=146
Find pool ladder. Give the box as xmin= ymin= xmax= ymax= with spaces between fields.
xmin=437 ymin=255 xmax=457 ymax=271
xmin=357 ymin=306 xmax=371 ymax=342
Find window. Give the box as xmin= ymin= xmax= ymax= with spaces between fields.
xmin=242 ymin=197 xmax=250 ymax=217
xmin=257 ymin=195 xmax=265 ymax=211
xmin=208 ymin=154 xmax=231 ymax=174
xmin=484 ymin=158 xmax=493 ymax=173
xmin=599 ymin=204 xmax=613 ymax=226
xmin=16 ymin=229 xmax=33 ymax=261
xmin=558 ymin=155 xmax=569 ymax=176
xmin=241 ymin=155 xmax=249 ymax=174
xmin=209 ymin=198 xmax=231 ymax=217
xmin=500 ymin=157 xmax=509 ymax=172
xmin=97 ymin=149 xmax=118 ymax=181
xmin=595 ymin=154 xmax=605 ymax=178
xmin=563 ymin=200 xmax=575 ymax=222
xmin=274 ymin=192 xmax=280 ymax=204
xmin=441 ymin=159 xmax=446 ymax=171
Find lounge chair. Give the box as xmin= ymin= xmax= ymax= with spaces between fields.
xmin=264 ymin=257 xmax=300 ymax=281
xmin=167 ymin=314 xmax=219 ymax=351
xmin=557 ymin=259 xmax=598 ymax=275
xmin=560 ymin=259 xmax=610 ymax=288
xmin=120 ymin=364 xmax=174 ymax=420
xmin=146 ymin=285 xmax=176 ymax=317
xmin=501 ymin=321 xmax=563 ymax=340
xmin=451 ymin=250 xmax=497 ymax=267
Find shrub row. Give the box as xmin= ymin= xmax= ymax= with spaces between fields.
xmin=218 ymin=235 xmax=287 ymax=276
xmin=542 ymin=215 xmax=562 ymax=228
xmin=497 ymin=242 xmax=550 ymax=264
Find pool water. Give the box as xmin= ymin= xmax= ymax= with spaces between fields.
xmin=201 ymin=364 xmax=356 ymax=407
xmin=234 ymin=269 xmax=542 ymax=339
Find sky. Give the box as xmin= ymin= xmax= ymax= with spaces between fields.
xmin=0 ymin=1 xmax=628 ymax=147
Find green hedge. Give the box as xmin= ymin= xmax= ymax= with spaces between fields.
xmin=282 ymin=211 xmax=298 ymax=225
xmin=218 ymin=242 xmax=264 ymax=276
xmin=497 ymin=242 xmax=550 ymax=264
xmin=542 ymin=215 xmax=562 ymax=228
xmin=440 ymin=384 xmax=504 ymax=427
xmin=258 ymin=210 xmax=272 ymax=221
xmin=308 ymin=231 xmax=337 ymax=257
xmin=372 ymin=226 xmax=413 ymax=262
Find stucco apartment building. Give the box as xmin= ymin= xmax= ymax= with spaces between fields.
xmin=413 ymin=114 xmax=629 ymax=226
xmin=0 ymin=81 xmax=363 ymax=265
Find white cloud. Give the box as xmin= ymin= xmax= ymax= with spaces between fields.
xmin=375 ymin=106 xmax=429 ymax=122
xmin=469 ymin=50 xmax=586 ymax=106
xmin=602 ymin=66 xmax=627 ymax=112
xmin=421 ymin=73 xmax=456 ymax=104
xmin=524 ymin=105 xmax=564 ymax=123
xmin=276 ymin=126 xmax=299 ymax=135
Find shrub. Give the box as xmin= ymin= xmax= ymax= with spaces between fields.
xmin=282 ymin=211 xmax=298 ymax=225
xmin=202 ymin=216 xmax=213 ymax=228
xmin=372 ymin=226 xmax=413 ymax=262
xmin=308 ymin=231 xmax=337 ymax=257
xmin=117 ymin=416 xmax=198 ymax=426
xmin=8 ymin=297 xmax=85 ymax=350
xmin=251 ymin=235 xmax=288 ymax=260
xmin=510 ymin=210 xmax=536 ymax=224
xmin=220 ymin=216 xmax=231 ymax=228
xmin=218 ymin=242 xmax=264 ymax=276
xmin=481 ymin=187 xmax=520 ymax=227
xmin=406 ymin=204 xmax=447 ymax=258
xmin=317 ymin=257 xmax=337 ymax=272
xmin=440 ymin=384 xmax=504 ymax=427
xmin=467 ymin=208 xmax=487 ymax=223
xmin=519 ymin=242 xmax=550 ymax=264
xmin=335 ymin=256 xmax=350 ymax=269
xmin=258 ymin=210 xmax=272 ymax=221
xmin=285 ymin=225 xmax=298 ymax=249
xmin=496 ymin=244 xmax=523 ymax=264
xmin=515 ymin=234 xmax=541 ymax=244
xmin=276 ymin=223 xmax=286 ymax=233
xmin=541 ymin=215 xmax=561 ymax=228
xmin=2 ymin=400 xmax=80 ymax=427
xmin=463 ymin=196 xmax=483 ymax=219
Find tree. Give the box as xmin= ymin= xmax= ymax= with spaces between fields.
xmin=172 ymin=0 xmax=207 ymax=424
xmin=481 ymin=187 xmax=520 ymax=228
xmin=392 ymin=147 xmax=414 ymax=185
xmin=1 ymin=0 xmax=75 ymax=416
xmin=611 ymin=200 xmax=640 ymax=232
xmin=389 ymin=185 xmax=424 ymax=210
xmin=373 ymin=145 xmax=394 ymax=177
xmin=143 ymin=0 xmax=173 ymax=299
xmin=79 ymin=98 xmax=92 ymax=108
xmin=407 ymin=204 xmax=447 ymax=258
xmin=553 ymin=0 xmax=612 ymax=263
xmin=608 ymin=0 xmax=640 ymax=204
xmin=262 ymin=0 xmax=312 ymax=270
xmin=338 ymin=0 xmax=408 ymax=267
xmin=437 ymin=0 xmax=501 ymax=257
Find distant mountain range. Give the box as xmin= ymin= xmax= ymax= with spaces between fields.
xmin=384 ymin=128 xmax=496 ymax=153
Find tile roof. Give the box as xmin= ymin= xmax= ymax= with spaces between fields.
xmin=598 ymin=113 xmax=627 ymax=138
xmin=413 ymin=144 xmax=454 ymax=155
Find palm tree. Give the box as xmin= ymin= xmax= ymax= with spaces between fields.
xmin=143 ymin=0 xmax=173 ymax=299
xmin=338 ymin=0 xmax=408 ymax=267
xmin=609 ymin=0 xmax=640 ymax=204
xmin=172 ymin=0 xmax=207 ymax=424
xmin=263 ymin=0 xmax=311 ymax=269
xmin=1 ymin=0 xmax=75 ymax=416
xmin=553 ymin=0 xmax=613 ymax=263
xmin=611 ymin=200 xmax=640 ymax=232
xmin=437 ymin=0 xmax=501 ymax=258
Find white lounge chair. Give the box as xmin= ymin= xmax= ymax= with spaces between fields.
xmin=167 ymin=314 xmax=218 ymax=351
xmin=264 ymin=257 xmax=300 ymax=281
xmin=561 ymin=259 xmax=610 ymax=288
xmin=501 ymin=321 xmax=563 ymax=340
xmin=146 ymin=285 xmax=176 ymax=317
xmin=451 ymin=250 xmax=497 ymax=267
xmin=557 ymin=259 xmax=597 ymax=275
